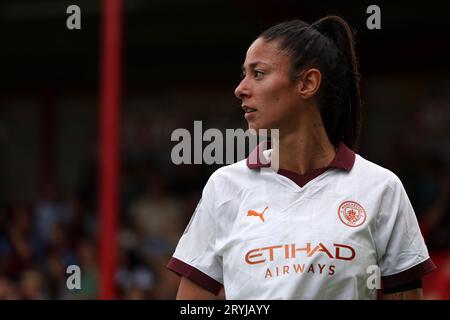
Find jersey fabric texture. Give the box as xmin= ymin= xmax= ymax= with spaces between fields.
xmin=167 ymin=142 xmax=436 ymax=299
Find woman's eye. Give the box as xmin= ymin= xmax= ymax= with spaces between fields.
xmin=240 ymin=70 xmax=264 ymax=79
xmin=254 ymin=70 xmax=264 ymax=78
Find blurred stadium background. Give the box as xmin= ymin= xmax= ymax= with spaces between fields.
xmin=0 ymin=0 xmax=449 ymax=299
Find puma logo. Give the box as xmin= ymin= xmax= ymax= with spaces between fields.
xmin=247 ymin=206 xmax=269 ymax=222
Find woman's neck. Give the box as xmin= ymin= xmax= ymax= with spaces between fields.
xmin=271 ymin=105 xmax=336 ymax=175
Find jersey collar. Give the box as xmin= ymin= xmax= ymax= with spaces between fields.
xmin=246 ymin=141 xmax=355 ymax=172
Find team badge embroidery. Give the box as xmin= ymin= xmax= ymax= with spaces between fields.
xmin=338 ymin=201 xmax=366 ymax=227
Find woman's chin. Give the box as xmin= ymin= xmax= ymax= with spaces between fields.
xmin=247 ymin=123 xmax=260 ymax=133
xmin=247 ymin=124 xmax=272 ymax=137
xmin=248 ymin=120 xmax=275 ymax=131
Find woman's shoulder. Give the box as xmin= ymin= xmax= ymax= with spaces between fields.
xmin=353 ymin=154 xmax=404 ymax=189
xmin=200 ymin=159 xmax=254 ymax=203
xmin=208 ymin=158 xmax=254 ymax=183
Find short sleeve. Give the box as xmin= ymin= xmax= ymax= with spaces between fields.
xmin=166 ymin=176 xmax=223 ymax=295
xmin=375 ymin=176 xmax=437 ymax=288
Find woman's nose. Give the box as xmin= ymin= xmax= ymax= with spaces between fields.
xmin=234 ymin=78 xmax=249 ymax=100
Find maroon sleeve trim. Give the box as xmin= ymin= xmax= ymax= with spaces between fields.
xmin=167 ymin=257 xmax=223 ymax=295
xmin=381 ymin=258 xmax=437 ymax=288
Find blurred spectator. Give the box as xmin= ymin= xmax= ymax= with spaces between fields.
xmin=4 ymin=204 xmax=41 ymax=281
xmin=125 ymin=168 xmax=188 ymax=299
xmin=46 ymin=222 xmax=77 ymax=267
xmin=128 ymin=169 xmax=184 ymax=254
xmin=19 ymin=269 xmax=46 ymax=300
xmin=118 ymin=266 xmax=155 ymax=300
xmin=0 ymin=275 xmax=19 ymax=299
xmin=66 ymin=237 xmax=98 ymax=299
xmin=415 ymin=158 xmax=450 ymax=249
xmin=34 ymin=181 xmax=71 ymax=246
xmin=43 ymin=251 xmax=67 ymax=300
xmin=117 ymin=237 xmax=156 ymax=300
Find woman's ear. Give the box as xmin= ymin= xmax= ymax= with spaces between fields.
xmin=296 ymin=68 xmax=322 ymax=99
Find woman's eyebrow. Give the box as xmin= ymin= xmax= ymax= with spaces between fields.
xmin=241 ymin=61 xmax=272 ymax=71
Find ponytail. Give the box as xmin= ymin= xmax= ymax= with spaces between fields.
xmin=312 ymin=16 xmax=362 ymax=149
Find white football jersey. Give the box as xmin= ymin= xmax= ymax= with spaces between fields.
xmin=168 ymin=143 xmax=436 ymax=299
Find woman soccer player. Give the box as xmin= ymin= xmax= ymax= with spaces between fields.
xmin=167 ymin=16 xmax=436 ymax=299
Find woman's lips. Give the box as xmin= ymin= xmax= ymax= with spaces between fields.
xmin=244 ymin=110 xmax=256 ymax=120
xmin=242 ymin=105 xmax=256 ymax=112
xmin=242 ymin=105 xmax=257 ymax=120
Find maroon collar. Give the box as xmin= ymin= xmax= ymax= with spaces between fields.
xmin=246 ymin=141 xmax=355 ymax=187
xmin=246 ymin=141 xmax=355 ymax=173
